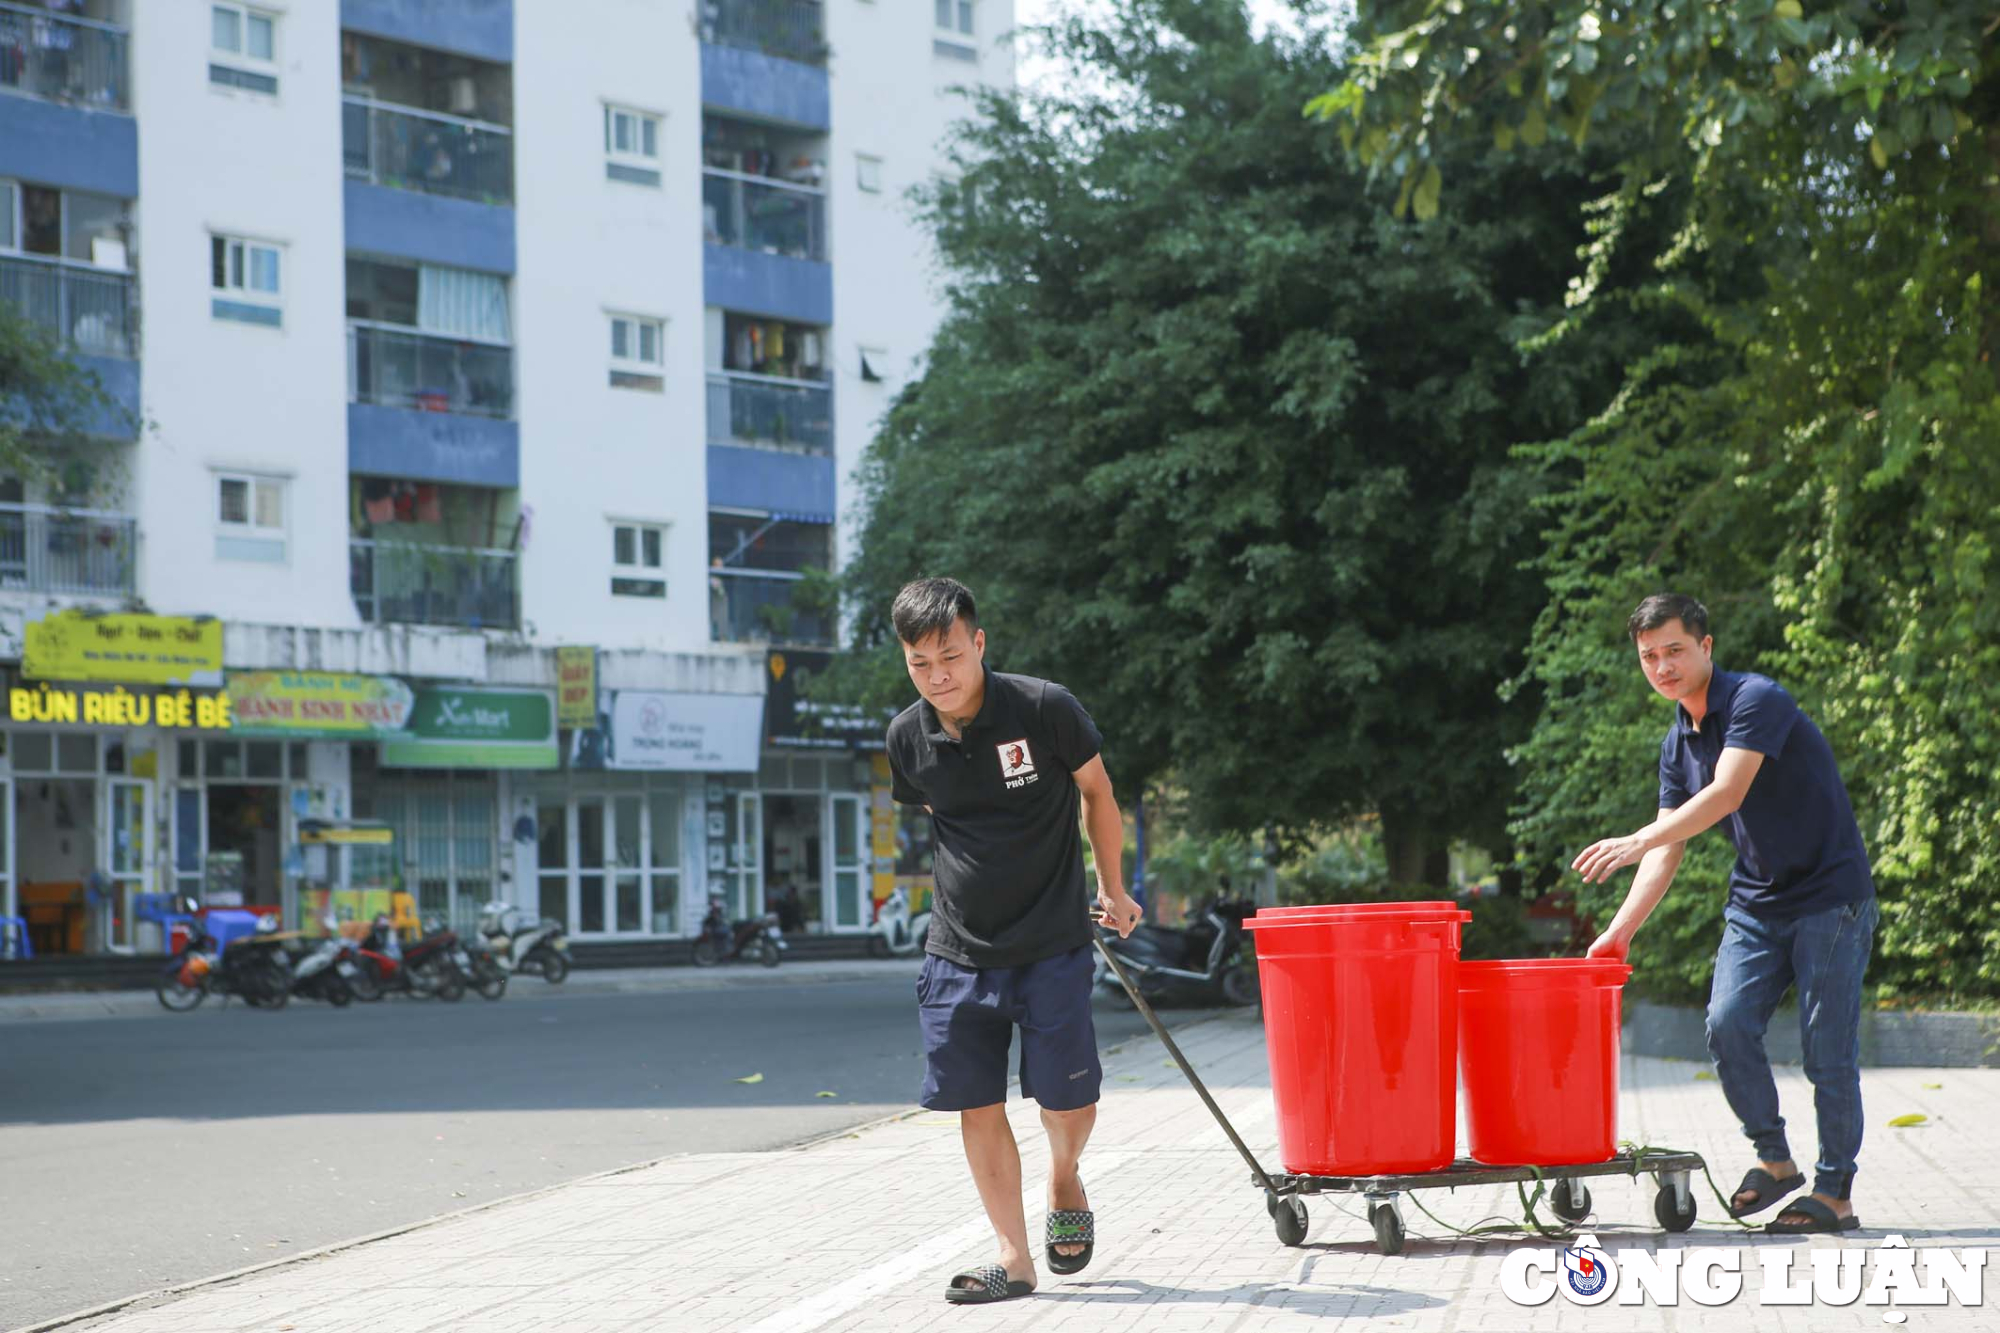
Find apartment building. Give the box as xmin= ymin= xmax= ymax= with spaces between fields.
xmin=0 ymin=0 xmax=1013 ymax=960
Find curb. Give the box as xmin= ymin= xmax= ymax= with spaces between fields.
xmin=1624 ymin=999 xmax=2000 ymax=1068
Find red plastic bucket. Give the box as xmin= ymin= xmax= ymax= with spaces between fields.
xmin=1246 ymin=906 xmax=1471 ymax=1175
xmin=1458 ymin=959 xmax=1634 ymax=1166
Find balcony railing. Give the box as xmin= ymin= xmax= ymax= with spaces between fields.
xmin=0 ymin=1 xmax=128 ymax=111
xmin=706 ymin=372 xmax=832 ymax=456
xmin=700 ymin=0 xmax=827 ymax=65
xmin=0 ymin=503 xmax=135 ymax=596
xmin=348 ymin=322 xmax=513 ymax=419
xmin=351 ymin=539 xmax=518 ymax=631
xmin=710 ymin=570 xmax=832 ymax=646
xmin=0 ymin=253 xmax=135 ymax=358
xmin=702 ymin=169 xmax=826 ymax=262
xmin=342 ymin=96 xmax=513 ymax=205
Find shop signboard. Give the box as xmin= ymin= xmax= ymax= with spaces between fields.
xmin=762 ymin=650 xmax=890 ymax=751
xmin=228 ymin=672 xmax=414 ymax=738
xmin=590 ymin=691 xmax=762 ymax=772
xmin=23 ymin=610 xmax=223 ymax=685
xmin=555 ymin=647 xmax=597 ymax=728
xmin=7 ymin=678 xmax=233 ymax=729
xmin=378 ymin=686 xmax=558 ymax=769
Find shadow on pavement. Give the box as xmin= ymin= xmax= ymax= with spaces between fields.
xmin=1043 ymin=1277 xmax=1447 ymax=1315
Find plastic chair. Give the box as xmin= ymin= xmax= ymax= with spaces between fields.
xmin=0 ymin=914 xmax=32 ymax=960
xmin=134 ymin=893 xmax=196 ymax=952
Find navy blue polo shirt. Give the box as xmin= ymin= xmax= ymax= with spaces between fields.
xmin=1659 ymin=668 xmax=1874 ymax=920
xmin=885 ymin=668 xmax=1103 ymax=969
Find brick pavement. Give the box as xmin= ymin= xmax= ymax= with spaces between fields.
xmin=24 ymin=1010 xmax=1997 ymax=1333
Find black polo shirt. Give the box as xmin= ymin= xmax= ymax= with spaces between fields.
xmin=885 ymin=668 xmax=1103 ymax=969
xmin=1659 ymin=667 xmax=1875 ymax=920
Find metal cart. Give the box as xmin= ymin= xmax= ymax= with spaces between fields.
xmin=1091 ymin=920 xmax=1705 ymax=1255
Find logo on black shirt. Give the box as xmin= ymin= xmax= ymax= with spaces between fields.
xmin=998 ymin=739 xmax=1039 ymax=789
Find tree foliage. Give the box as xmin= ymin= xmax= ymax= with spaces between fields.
xmin=839 ymin=0 xmax=1634 ymax=882
xmin=0 ymin=303 xmax=130 ymax=498
xmin=1324 ymin=0 xmax=2000 ymax=1000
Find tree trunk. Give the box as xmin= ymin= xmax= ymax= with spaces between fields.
xmin=1378 ymin=808 xmax=1450 ymax=890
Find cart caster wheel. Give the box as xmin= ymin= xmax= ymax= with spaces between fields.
xmin=1550 ymin=1178 xmax=1592 ymax=1223
xmin=1370 ymin=1202 xmax=1405 ymax=1255
xmin=1272 ymin=1196 xmax=1309 ymax=1247
xmin=1654 ymin=1184 xmax=1697 ymax=1232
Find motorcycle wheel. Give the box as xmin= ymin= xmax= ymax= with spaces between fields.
xmin=539 ymin=950 xmax=570 ymax=984
xmin=258 ymin=975 xmax=290 ymax=1011
xmin=1221 ymin=963 xmax=1261 ymax=1008
xmin=347 ymin=963 xmax=384 ymax=1002
xmin=327 ymin=974 xmax=353 ymax=1007
xmin=757 ymin=937 xmax=781 ymax=967
xmin=436 ymin=974 xmax=466 ymax=1002
xmin=156 ymin=973 xmax=206 ymax=1013
xmin=475 ymin=969 xmax=507 ymax=1001
xmin=691 ymin=937 xmax=723 ymax=968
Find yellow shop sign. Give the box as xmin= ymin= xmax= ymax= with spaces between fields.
xmin=7 ymin=682 xmax=234 ymax=730
xmin=23 ymin=610 xmax=223 ymax=685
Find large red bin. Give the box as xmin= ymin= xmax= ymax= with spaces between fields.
xmin=1459 ymin=959 xmax=1634 ymax=1165
xmin=1245 ymin=905 xmax=1471 ymax=1175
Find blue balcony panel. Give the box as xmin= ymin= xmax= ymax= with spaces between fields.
xmin=700 ymin=42 xmax=828 ymax=131
xmin=339 ymin=0 xmax=512 ymax=63
xmin=707 ymin=443 xmax=835 ymax=519
xmin=349 ymin=402 xmax=519 ymax=488
xmin=344 ymin=179 xmax=514 ymax=274
xmin=704 ymin=246 xmax=831 ymax=326
xmin=76 ymin=354 xmax=140 ymax=438
xmin=0 ymin=97 xmax=136 ymax=197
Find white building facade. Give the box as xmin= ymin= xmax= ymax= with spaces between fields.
xmin=0 ymin=0 xmax=1012 ymax=961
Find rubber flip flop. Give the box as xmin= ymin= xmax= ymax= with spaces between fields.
xmin=1766 ymin=1196 xmax=1861 ymax=1234
xmin=1046 ymin=1205 xmax=1095 ymax=1276
xmin=944 ymin=1264 xmax=1034 ymax=1304
xmin=1728 ymin=1168 xmax=1807 ymax=1218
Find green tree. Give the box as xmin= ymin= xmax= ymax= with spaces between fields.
xmin=1322 ymin=0 xmax=2000 ymax=999
xmin=839 ymin=0 xmax=1634 ymax=881
xmin=0 ymin=302 xmax=132 ymax=499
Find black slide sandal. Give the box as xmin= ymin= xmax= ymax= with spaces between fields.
xmin=1046 ymin=1206 xmax=1096 ymax=1276
xmin=1728 ymin=1168 xmax=1806 ymax=1218
xmin=1767 ymin=1196 xmax=1861 ymax=1234
xmin=944 ymin=1264 xmax=1034 ymax=1304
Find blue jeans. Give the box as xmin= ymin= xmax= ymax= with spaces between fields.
xmin=1705 ymin=897 xmax=1877 ymax=1200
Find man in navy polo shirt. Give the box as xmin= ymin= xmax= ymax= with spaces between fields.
xmin=883 ymin=577 xmax=1142 ymax=1305
xmin=1576 ymin=593 xmax=1877 ymax=1235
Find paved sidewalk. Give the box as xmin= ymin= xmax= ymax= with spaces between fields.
xmin=0 ymin=959 xmax=922 ymax=1024
xmin=24 ymin=1011 xmax=1998 ymax=1333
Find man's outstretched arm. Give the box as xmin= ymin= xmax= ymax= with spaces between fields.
xmin=1073 ymin=755 xmax=1139 ymax=939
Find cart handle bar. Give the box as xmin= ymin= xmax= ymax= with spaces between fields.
xmin=1089 ymin=910 xmax=1281 ymax=1197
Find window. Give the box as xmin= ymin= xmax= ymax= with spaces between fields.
xmin=855 ymin=154 xmax=883 ymax=194
xmin=605 ymin=104 xmax=662 ymax=187
xmin=0 ymin=183 xmax=129 ymax=268
xmin=211 ymin=3 xmax=279 ymax=95
xmin=609 ymin=313 xmax=665 ymax=392
xmin=611 ymin=521 xmax=666 ymax=598
xmin=0 ymin=182 xmax=14 ymax=251
xmin=935 ymin=0 xmax=974 ymax=37
xmin=211 ymin=234 xmax=283 ymax=326
xmin=215 ymin=471 xmax=286 ymax=562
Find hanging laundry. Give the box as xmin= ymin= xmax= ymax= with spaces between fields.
xmin=767 ymin=322 xmax=785 ymax=360
xmin=392 ymin=482 xmax=417 ymax=522
xmin=416 ymin=484 xmax=443 ymax=525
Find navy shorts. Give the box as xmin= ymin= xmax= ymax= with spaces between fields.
xmin=917 ymin=945 xmax=1103 ymax=1112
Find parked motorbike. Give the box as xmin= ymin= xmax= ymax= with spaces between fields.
xmin=478 ymin=901 xmax=570 ymax=984
xmin=692 ymin=896 xmax=784 ymax=967
xmin=460 ymin=938 xmax=509 ymax=1001
xmin=156 ymin=907 xmax=294 ymax=1012
xmin=866 ymin=884 xmax=931 ymax=958
xmin=288 ymin=921 xmax=358 ymax=1006
xmin=1092 ymin=896 xmax=1260 ymax=1007
xmin=356 ymin=915 xmax=465 ymax=1001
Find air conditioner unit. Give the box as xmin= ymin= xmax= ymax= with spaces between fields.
xmin=448 ymin=76 xmax=477 ymax=115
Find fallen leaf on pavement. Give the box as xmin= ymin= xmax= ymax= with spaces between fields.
xmin=1695 ymin=1071 xmax=1718 ymax=1081
xmin=1922 ymin=1082 xmax=1943 ymax=1090
xmin=816 ymin=1091 xmax=838 ymax=1098
xmin=735 ymin=1072 xmax=764 ymax=1084
xmin=1888 ymin=1113 xmax=1928 ymax=1128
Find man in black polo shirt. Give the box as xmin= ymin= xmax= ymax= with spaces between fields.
xmin=883 ymin=577 xmax=1142 ymax=1305
xmin=1575 ymin=593 xmax=1878 ymax=1235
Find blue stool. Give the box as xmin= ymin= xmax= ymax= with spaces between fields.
xmin=0 ymin=914 xmax=32 ymax=960
xmin=134 ymin=893 xmax=196 ymax=952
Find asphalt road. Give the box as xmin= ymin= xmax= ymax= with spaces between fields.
xmin=0 ymin=975 xmax=1189 ymax=1329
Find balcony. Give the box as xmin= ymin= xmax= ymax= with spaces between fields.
xmin=710 ymin=571 xmax=832 ymax=647
xmin=351 ymin=538 xmax=517 ymax=631
xmin=706 ymin=372 xmax=831 ymax=456
xmin=701 ymin=0 xmax=826 ymax=66
xmin=0 ymin=2 xmax=128 ymax=111
xmin=348 ymin=322 xmax=512 ymax=418
xmin=0 ymin=251 xmax=133 ymax=357
xmin=0 ymin=503 xmax=134 ymax=596
xmin=702 ymin=170 xmax=824 ymax=262
xmin=343 ymin=96 xmax=512 ymax=206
